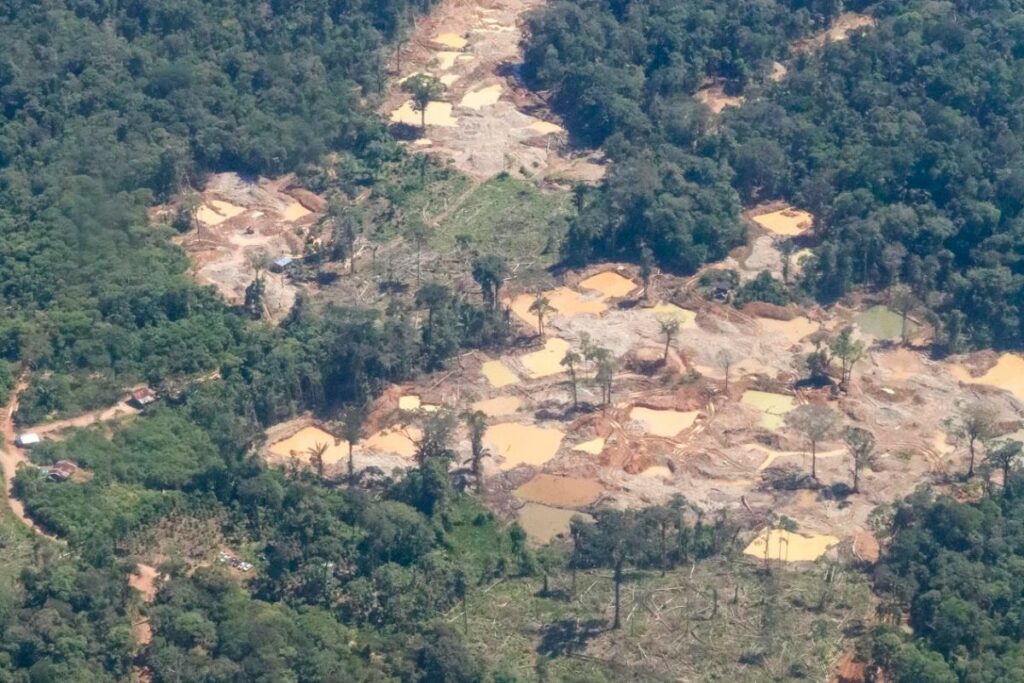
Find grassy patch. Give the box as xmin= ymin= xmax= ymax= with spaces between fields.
xmin=452 ymin=557 xmax=872 ymax=682
xmin=433 ymin=174 xmax=571 ymax=269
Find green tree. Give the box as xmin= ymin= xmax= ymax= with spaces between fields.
xmin=785 ymin=404 xmax=839 ymax=481
xmin=308 ymin=442 xmax=328 ymax=479
xmin=560 ymin=349 xmax=581 ymax=408
xmin=985 ymin=439 xmax=1022 ymax=489
xmin=464 ymin=409 xmax=488 ymax=492
xmin=529 ymin=294 xmax=555 ymax=339
xmin=401 ymin=74 xmax=446 ymax=131
xmin=844 ymin=427 xmax=876 ymax=493
xmin=946 ymin=403 xmax=997 ymax=478
xmin=829 ymin=326 xmax=865 ymax=388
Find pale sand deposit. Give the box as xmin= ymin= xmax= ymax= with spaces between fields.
xmin=758 ymin=316 xmax=819 ymax=344
xmin=752 ymin=208 xmax=814 ymax=236
xmin=460 ymin=84 xmax=503 ymax=109
xmin=572 ymin=437 xmax=606 ymax=455
xmin=741 ymin=391 xmax=796 ymax=430
xmin=949 ymin=354 xmax=1024 ymax=403
xmin=433 ymin=32 xmax=468 ymax=49
xmin=629 ymin=407 xmax=700 ymax=438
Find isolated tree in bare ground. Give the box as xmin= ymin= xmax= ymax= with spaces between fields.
xmin=785 ymin=404 xmax=839 ymax=481
xmin=529 ymin=293 xmax=554 ymax=339
xmin=986 ymin=439 xmax=1023 ymax=488
xmin=658 ymin=316 xmax=680 ymax=363
xmin=463 ymin=409 xmax=488 ymax=492
xmin=946 ymin=403 xmax=998 ymax=478
xmin=639 ymin=242 xmax=655 ymax=302
xmin=560 ymin=349 xmax=581 ymax=409
xmin=401 ymin=74 xmax=445 ymax=132
xmin=595 ymin=353 xmax=616 ymax=408
xmin=844 ymin=426 xmax=876 ymax=493
xmin=338 ymin=404 xmax=366 ymax=484
xmin=829 ymin=325 xmax=865 ymax=387
xmin=308 ymin=441 xmax=328 ymax=479
xmin=716 ymin=348 xmax=738 ymax=392
xmin=889 ymin=283 xmax=918 ymax=345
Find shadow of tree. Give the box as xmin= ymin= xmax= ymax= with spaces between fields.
xmin=538 ymin=618 xmax=606 ymax=657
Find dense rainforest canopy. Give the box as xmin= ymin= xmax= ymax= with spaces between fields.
xmin=0 ymin=0 xmax=437 ymax=420
xmin=524 ymin=0 xmax=1024 ymax=349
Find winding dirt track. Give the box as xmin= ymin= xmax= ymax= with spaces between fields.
xmin=0 ymin=380 xmax=138 ymax=539
xmin=0 ymin=380 xmax=57 ymax=538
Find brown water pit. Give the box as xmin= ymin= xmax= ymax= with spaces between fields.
xmin=471 ymin=395 xmax=522 ymax=416
xmin=485 ymin=423 xmax=565 ymax=469
xmin=629 ymin=406 xmax=699 ymax=438
xmin=508 ymin=287 xmax=608 ymax=325
xmin=579 ymin=271 xmax=637 ymax=298
xmin=752 ymin=207 xmax=814 ymax=236
xmin=390 ymin=101 xmax=458 ymax=127
xmin=269 ymin=426 xmax=349 ymax=465
xmin=520 ymin=337 xmax=572 ymax=378
xmin=514 ymin=474 xmax=604 ymax=508
xmin=363 ymin=426 xmax=422 ymax=458
xmin=196 ymin=199 xmax=246 ymax=226
xmin=743 ymin=529 xmax=839 ymax=562
xmin=481 ymin=360 xmax=519 ymax=388
xmin=518 ymin=503 xmax=592 ymax=544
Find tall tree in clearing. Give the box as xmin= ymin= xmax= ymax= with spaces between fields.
xmin=529 ymin=294 xmax=555 ymax=339
xmin=464 ymin=409 xmax=488 ymax=492
xmin=401 ymin=74 xmax=446 ymax=131
xmin=785 ymin=404 xmax=839 ymax=481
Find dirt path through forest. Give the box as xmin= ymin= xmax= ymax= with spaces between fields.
xmin=384 ymin=0 xmax=604 ymax=181
xmin=0 ymin=381 xmax=58 ymax=539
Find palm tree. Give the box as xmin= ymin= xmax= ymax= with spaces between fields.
xmin=529 ymin=293 xmax=555 ymax=339
xmin=339 ymin=405 xmax=365 ymax=484
xmin=560 ymin=349 xmax=581 ymax=408
xmin=308 ymin=442 xmax=328 ymax=479
xmin=658 ymin=316 xmax=680 ymax=363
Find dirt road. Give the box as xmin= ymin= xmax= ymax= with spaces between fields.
xmin=0 ymin=381 xmax=57 ymax=538
xmin=1 ymin=382 xmax=138 ymax=538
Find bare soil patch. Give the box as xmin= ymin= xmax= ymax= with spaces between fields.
xmin=383 ymin=0 xmax=604 ymax=181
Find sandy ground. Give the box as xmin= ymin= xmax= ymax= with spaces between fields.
xmin=278 ymin=246 xmax=1024 ymax=556
xmin=161 ymin=173 xmax=325 ymax=322
xmin=383 ymin=0 xmax=605 ymax=181
xmin=792 ymin=12 xmax=876 ymax=53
